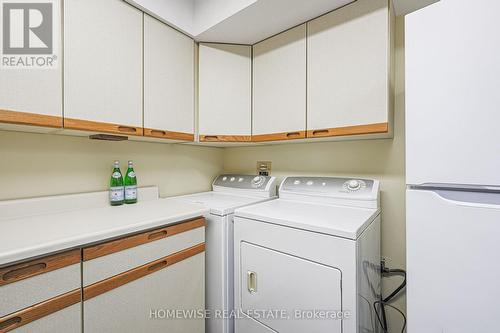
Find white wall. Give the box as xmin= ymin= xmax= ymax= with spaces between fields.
xmin=0 ymin=131 xmax=223 ymax=200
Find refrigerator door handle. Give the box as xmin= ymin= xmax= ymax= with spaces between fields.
xmin=417 ymin=188 xmax=500 ymax=208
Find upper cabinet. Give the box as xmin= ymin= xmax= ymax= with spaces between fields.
xmin=64 ymin=0 xmax=143 ymax=136
xmin=307 ymin=0 xmax=393 ymax=139
xmin=252 ymin=24 xmax=307 ymax=142
xmin=0 ymin=0 xmax=62 ymax=131
xmin=144 ymin=15 xmax=195 ymax=142
xmin=198 ymin=43 xmax=252 ymax=142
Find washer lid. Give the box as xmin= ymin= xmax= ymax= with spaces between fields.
xmin=235 ymin=199 xmax=380 ymax=239
xmin=173 ymin=192 xmax=276 ymax=216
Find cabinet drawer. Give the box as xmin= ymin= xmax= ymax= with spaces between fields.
xmin=0 ymin=250 xmax=81 ymax=317
xmin=0 ymin=291 xmax=81 ymax=333
xmin=83 ymin=218 xmax=205 ymax=286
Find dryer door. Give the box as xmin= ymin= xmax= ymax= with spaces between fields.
xmin=240 ymin=242 xmax=342 ymax=333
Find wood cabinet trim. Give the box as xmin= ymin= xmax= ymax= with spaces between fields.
xmin=83 ymin=243 xmax=205 ymax=301
xmin=199 ymin=135 xmax=252 ymax=142
xmin=252 ymin=131 xmax=306 ymax=142
xmin=0 ymin=250 xmax=81 ymax=286
xmin=0 ymin=289 xmax=81 ymax=333
xmin=64 ymin=118 xmax=144 ymax=136
xmin=83 ymin=217 xmax=206 ymax=261
xmin=143 ymin=128 xmax=194 ymax=141
xmin=0 ymin=109 xmax=62 ymax=128
xmin=306 ymin=122 xmax=389 ymax=138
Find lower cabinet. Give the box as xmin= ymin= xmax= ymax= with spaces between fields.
xmin=0 ymin=250 xmax=82 ymax=333
xmin=83 ymin=250 xmax=205 ymax=333
xmin=0 ymin=295 xmax=81 ymax=333
xmin=82 ymin=218 xmax=206 ymax=333
xmin=0 ymin=218 xmax=205 ymax=333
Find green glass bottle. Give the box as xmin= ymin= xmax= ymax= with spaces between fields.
xmin=124 ymin=160 xmax=137 ymax=204
xmin=109 ymin=160 xmax=124 ymax=206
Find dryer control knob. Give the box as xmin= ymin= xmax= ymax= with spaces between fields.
xmin=252 ymin=176 xmax=265 ymax=187
xmin=347 ymin=180 xmax=361 ymax=191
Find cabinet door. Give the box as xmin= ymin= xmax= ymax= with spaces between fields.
xmin=252 ymin=24 xmax=306 ymax=142
xmin=144 ymin=15 xmax=194 ymax=142
xmin=0 ymin=298 xmax=81 ymax=333
xmin=64 ymin=0 xmax=143 ymax=136
xmin=0 ymin=250 xmax=81 ymax=333
xmin=307 ymin=0 xmax=391 ymax=139
xmin=83 ymin=246 xmax=205 ymax=333
xmin=0 ymin=0 xmax=62 ymax=130
xmin=198 ymin=43 xmax=251 ymax=142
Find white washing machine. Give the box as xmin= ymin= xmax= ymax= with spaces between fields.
xmin=233 ymin=176 xmax=381 ymax=333
xmin=173 ymin=174 xmax=277 ymax=333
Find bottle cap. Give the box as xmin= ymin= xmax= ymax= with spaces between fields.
xmin=113 ymin=160 xmax=120 ymax=167
xmin=128 ymin=160 xmax=133 ymax=165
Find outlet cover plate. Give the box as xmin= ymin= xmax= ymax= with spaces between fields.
xmin=257 ymin=161 xmax=272 ymax=176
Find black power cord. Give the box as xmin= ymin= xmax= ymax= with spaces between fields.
xmin=374 ymin=261 xmax=407 ymax=333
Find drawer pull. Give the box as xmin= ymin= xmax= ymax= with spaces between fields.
xmin=312 ymin=129 xmax=330 ymax=136
xmin=204 ymin=135 xmax=219 ymax=141
xmin=117 ymin=126 xmax=137 ymax=133
xmin=148 ymin=230 xmax=168 ymax=240
xmin=2 ymin=263 xmax=47 ymax=282
xmin=151 ymin=130 xmax=166 ymax=137
xmin=148 ymin=260 xmax=168 ymax=272
xmin=286 ymin=132 xmax=301 ymax=138
xmin=0 ymin=316 xmax=22 ymax=330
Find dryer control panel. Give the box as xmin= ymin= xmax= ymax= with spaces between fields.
xmin=279 ymin=177 xmax=380 ymax=208
xmin=213 ymin=174 xmax=275 ymax=190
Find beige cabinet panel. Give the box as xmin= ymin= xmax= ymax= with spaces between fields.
xmin=64 ymin=0 xmax=143 ymax=129
xmin=252 ymin=24 xmax=306 ymax=141
xmin=83 ymin=227 xmax=204 ymax=286
xmin=0 ymin=264 xmax=80 ymax=317
xmin=198 ymin=43 xmax=251 ymax=140
xmin=307 ymin=0 xmax=392 ymax=136
xmin=0 ymin=0 xmax=62 ymax=129
xmin=10 ymin=304 xmax=81 ymax=333
xmin=84 ymin=253 xmax=205 ymax=333
xmin=144 ymin=15 xmax=194 ymax=140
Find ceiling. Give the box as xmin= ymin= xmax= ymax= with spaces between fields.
xmin=126 ymin=0 xmax=354 ymax=44
xmin=125 ymin=0 xmax=439 ymax=44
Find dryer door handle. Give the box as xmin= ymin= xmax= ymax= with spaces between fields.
xmin=247 ymin=271 xmax=257 ymax=293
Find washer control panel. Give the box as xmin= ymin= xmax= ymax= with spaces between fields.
xmin=213 ymin=174 xmax=273 ymax=189
xmin=281 ymin=177 xmax=375 ymax=195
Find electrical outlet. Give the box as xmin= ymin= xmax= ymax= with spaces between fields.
xmin=257 ymin=161 xmax=272 ymax=176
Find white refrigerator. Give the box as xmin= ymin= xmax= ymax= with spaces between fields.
xmin=406 ymin=0 xmax=500 ymax=332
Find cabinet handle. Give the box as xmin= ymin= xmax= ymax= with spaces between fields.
xmin=117 ymin=126 xmax=137 ymax=133
xmin=286 ymin=132 xmax=301 ymax=138
xmin=312 ymin=129 xmax=330 ymax=136
xmin=147 ymin=260 xmax=168 ymax=272
xmin=2 ymin=263 xmax=47 ymax=282
xmin=150 ymin=130 xmax=166 ymax=137
xmin=204 ymin=135 xmax=219 ymax=141
xmin=247 ymin=271 xmax=257 ymax=293
xmin=148 ymin=230 xmax=168 ymax=240
xmin=0 ymin=316 xmax=22 ymax=330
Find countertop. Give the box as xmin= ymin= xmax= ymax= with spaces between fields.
xmin=0 ymin=198 xmax=209 ymax=267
